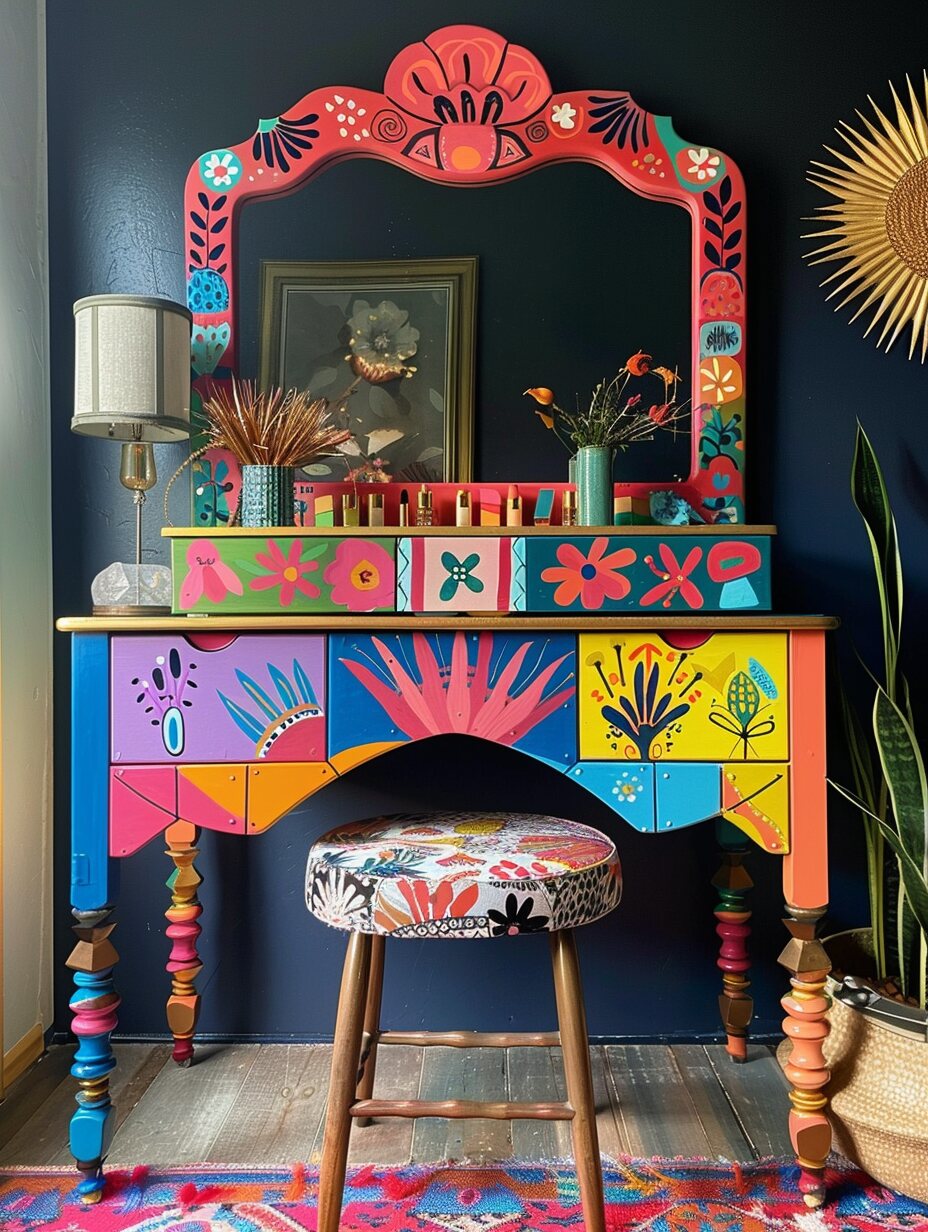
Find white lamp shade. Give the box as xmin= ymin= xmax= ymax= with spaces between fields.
xmin=72 ymin=294 xmax=193 ymax=441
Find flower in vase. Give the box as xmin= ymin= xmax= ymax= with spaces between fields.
xmin=524 ymin=387 xmax=555 ymax=405
xmin=625 ymin=351 xmax=652 ymax=376
xmin=347 ymin=299 xmax=419 ymax=383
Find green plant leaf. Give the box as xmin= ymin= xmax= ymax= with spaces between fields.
xmin=876 ymin=820 xmax=928 ymax=939
xmin=874 ymin=688 xmax=928 ymax=877
xmin=851 ymin=422 xmax=903 ymax=694
xmin=898 ymin=886 xmax=916 ymax=998
xmin=829 ymin=779 xmax=881 ymax=822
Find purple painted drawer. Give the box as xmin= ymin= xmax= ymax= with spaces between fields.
xmin=111 ymin=634 xmax=327 ymax=764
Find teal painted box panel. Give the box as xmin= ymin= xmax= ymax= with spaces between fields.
xmin=170 ymin=534 xmax=396 ymax=613
xmin=514 ymin=534 xmax=771 ymax=613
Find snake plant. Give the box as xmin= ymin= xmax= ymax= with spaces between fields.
xmin=831 ymin=423 xmax=928 ymax=1008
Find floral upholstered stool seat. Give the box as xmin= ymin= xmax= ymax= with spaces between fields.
xmin=306 ymin=811 xmax=620 ymax=1232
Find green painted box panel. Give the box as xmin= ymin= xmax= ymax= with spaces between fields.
xmin=171 ymin=534 xmax=396 ymax=613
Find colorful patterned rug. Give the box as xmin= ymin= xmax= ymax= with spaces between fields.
xmin=0 ymin=1156 xmax=925 ymax=1231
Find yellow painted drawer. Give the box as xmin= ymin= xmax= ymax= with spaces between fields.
xmin=578 ymin=631 xmax=789 ymax=762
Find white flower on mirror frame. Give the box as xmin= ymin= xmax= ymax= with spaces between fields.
xmin=203 ymin=151 xmax=240 ymax=187
xmin=686 ymin=148 xmax=720 ymax=181
xmin=551 ymin=102 xmax=577 ymax=130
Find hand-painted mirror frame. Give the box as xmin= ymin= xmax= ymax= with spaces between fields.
xmin=184 ymin=24 xmax=747 ymax=524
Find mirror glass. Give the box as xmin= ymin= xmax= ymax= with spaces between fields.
xmin=237 ymin=158 xmax=692 ymax=483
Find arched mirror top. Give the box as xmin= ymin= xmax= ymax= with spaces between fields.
xmin=184 ymin=24 xmax=747 ymax=523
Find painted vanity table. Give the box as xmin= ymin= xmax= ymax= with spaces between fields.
xmin=57 ymin=22 xmax=838 ymax=1212
xmin=58 ymin=526 xmax=836 ymax=1208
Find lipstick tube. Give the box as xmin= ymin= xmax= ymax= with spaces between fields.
xmin=456 ymin=489 xmax=472 ymax=527
xmin=506 ymin=484 xmax=522 ymax=527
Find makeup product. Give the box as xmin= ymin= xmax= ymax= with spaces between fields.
xmin=341 ymin=493 xmax=360 ymax=527
xmin=506 ymin=484 xmax=522 ymax=527
xmin=416 ymin=484 xmax=434 ymax=527
xmin=366 ymin=492 xmax=385 ymax=527
xmin=479 ymin=487 xmax=501 ymax=526
xmin=314 ymin=494 xmax=335 ymax=527
xmin=613 ymin=495 xmax=651 ymax=526
xmin=455 ymin=489 xmax=472 ymax=527
xmin=533 ymin=487 xmax=555 ymax=526
xmin=398 ymin=488 xmax=410 ymax=527
xmin=561 ymin=489 xmax=577 ymax=527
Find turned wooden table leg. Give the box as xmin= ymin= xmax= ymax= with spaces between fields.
xmin=318 ymin=931 xmax=372 ymax=1232
xmin=779 ymin=904 xmax=832 ymax=1209
xmin=550 ymin=930 xmax=606 ymax=1232
xmin=355 ymin=934 xmax=385 ymax=1126
xmin=713 ymin=818 xmax=753 ymax=1062
xmin=165 ymin=821 xmax=203 ymax=1066
xmin=66 ymin=906 xmax=121 ymax=1205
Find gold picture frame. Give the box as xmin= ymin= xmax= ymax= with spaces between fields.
xmin=259 ymin=257 xmax=477 ymax=482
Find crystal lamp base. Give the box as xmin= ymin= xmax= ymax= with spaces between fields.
xmin=91 ymin=562 xmax=173 ymax=616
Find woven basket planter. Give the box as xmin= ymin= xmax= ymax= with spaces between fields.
xmin=778 ymin=928 xmax=928 ymax=1201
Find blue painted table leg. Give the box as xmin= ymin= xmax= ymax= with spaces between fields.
xmin=68 ymin=633 xmax=119 ymax=1202
xmin=66 ymin=906 xmax=120 ymax=1203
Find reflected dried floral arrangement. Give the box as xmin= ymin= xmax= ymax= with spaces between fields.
xmin=524 ymin=351 xmax=691 ymax=452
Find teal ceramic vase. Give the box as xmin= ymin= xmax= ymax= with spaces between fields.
xmin=575 ymin=446 xmax=614 ymax=526
xmin=240 ymin=464 xmax=294 ymax=527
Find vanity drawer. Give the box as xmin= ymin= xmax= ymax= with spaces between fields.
xmin=578 ymin=631 xmax=789 ymax=762
xmin=111 ymin=634 xmax=327 ymax=764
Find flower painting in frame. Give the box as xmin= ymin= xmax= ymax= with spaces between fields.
xmin=259 ymin=258 xmax=477 ymax=483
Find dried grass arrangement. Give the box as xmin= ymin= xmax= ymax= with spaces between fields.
xmin=201 ymin=377 xmax=352 ymax=466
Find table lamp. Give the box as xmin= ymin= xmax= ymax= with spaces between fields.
xmin=72 ymin=294 xmax=192 ymax=615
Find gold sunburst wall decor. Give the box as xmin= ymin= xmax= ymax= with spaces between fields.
xmin=804 ymin=72 xmax=928 ymax=362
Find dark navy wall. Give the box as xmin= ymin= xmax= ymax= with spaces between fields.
xmin=48 ymin=1 xmax=927 ymax=1042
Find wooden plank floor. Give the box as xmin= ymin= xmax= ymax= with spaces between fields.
xmin=0 ymin=1042 xmax=791 ymax=1166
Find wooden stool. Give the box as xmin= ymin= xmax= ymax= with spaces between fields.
xmin=305 ymin=810 xmax=622 ymax=1232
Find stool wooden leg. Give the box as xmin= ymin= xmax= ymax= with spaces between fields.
xmin=550 ymin=930 xmax=605 ymax=1232
xmin=355 ymin=934 xmax=385 ymax=1126
xmin=318 ymin=932 xmax=372 ymax=1232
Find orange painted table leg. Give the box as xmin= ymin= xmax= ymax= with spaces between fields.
xmin=780 ymin=630 xmax=831 ymax=1208
xmin=780 ymin=907 xmax=831 ymax=1208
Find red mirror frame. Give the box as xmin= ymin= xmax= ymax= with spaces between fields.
xmin=184 ymin=24 xmax=747 ymax=525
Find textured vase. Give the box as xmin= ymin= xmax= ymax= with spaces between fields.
xmin=240 ymin=464 xmax=294 ymax=528
xmin=575 ymin=446 xmax=614 ymax=526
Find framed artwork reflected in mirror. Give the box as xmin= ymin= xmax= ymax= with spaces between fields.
xmin=258 ymin=258 xmax=477 ymax=483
